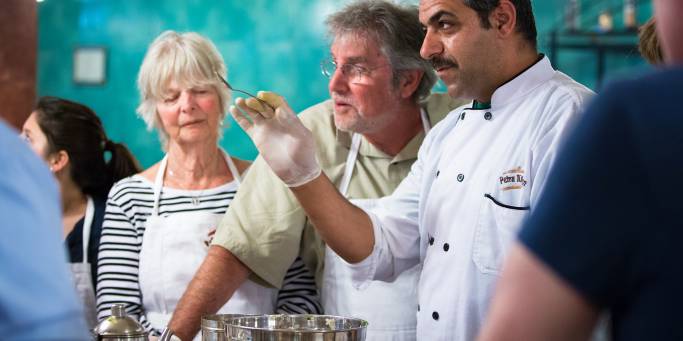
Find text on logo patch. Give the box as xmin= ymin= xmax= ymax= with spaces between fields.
xmin=499 ymin=167 xmax=527 ymax=191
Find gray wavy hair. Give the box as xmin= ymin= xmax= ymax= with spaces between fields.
xmin=136 ymin=30 xmax=230 ymax=148
xmin=325 ymin=0 xmax=437 ymax=100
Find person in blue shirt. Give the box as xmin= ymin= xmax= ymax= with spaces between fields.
xmin=478 ymin=1 xmax=683 ymax=340
xmin=0 ymin=118 xmax=90 ymax=340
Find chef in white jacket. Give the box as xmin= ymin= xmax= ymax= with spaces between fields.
xmin=230 ymin=0 xmax=593 ymax=340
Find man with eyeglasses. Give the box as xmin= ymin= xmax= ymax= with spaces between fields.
xmin=229 ymin=0 xmax=595 ymax=340
xmin=161 ymin=1 xmax=464 ymax=340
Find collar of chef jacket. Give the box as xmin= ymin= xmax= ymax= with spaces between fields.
xmin=488 ymin=55 xmax=555 ymax=110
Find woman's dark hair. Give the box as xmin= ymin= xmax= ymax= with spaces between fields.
xmin=34 ymin=96 xmax=141 ymax=197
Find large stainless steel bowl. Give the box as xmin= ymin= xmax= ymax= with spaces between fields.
xmin=202 ymin=314 xmax=249 ymax=341
xmin=224 ymin=314 xmax=367 ymax=341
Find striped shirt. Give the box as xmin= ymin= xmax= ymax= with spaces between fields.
xmin=96 ymin=175 xmax=321 ymax=334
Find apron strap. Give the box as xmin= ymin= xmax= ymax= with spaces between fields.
xmin=420 ymin=107 xmax=432 ymax=134
xmin=152 ymin=156 xmax=168 ymax=216
xmin=223 ymin=151 xmax=241 ymax=186
xmin=339 ymin=109 xmax=431 ymax=196
xmin=339 ymin=133 xmax=362 ymax=196
xmin=82 ymin=196 xmax=95 ymax=264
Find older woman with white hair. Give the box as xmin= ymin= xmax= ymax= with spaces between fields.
xmin=96 ymin=31 xmax=321 ymax=338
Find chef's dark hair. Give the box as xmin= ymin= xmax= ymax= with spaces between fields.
xmin=464 ymin=0 xmax=537 ymax=49
xmin=34 ymin=96 xmax=141 ymax=197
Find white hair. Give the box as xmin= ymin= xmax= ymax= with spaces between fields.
xmin=136 ymin=30 xmax=231 ymax=147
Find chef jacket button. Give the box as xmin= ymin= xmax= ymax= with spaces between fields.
xmin=429 ymin=236 xmax=435 ymax=245
xmin=460 ymin=112 xmax=466 ymax=120
xmin=457 ymin=173 xmax=465 ymax=182
xmin=443 ymin=243 xmax=450 ymax=252
xmin=436 ymin=170 xmax=440 ymax=178
xmin=432 ymin=311 xmax=439 ymax=320
xmin=484 ymin=111 xmax=492 ymax=120
xmin=417 ymin=304 xmax=420 ymax=311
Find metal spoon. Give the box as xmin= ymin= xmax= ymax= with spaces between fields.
xmin=215 ymin=72 xmax=275 ymax=111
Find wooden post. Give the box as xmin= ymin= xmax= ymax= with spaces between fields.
xmin=0 ymin=0 xmax=37 ymax=130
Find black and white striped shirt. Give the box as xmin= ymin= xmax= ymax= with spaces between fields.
xmin=96 ymin=175 xmax=321 ymax=333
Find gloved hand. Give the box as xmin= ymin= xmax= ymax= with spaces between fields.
xmin=230 ymin=91 xmax=321 ymax=187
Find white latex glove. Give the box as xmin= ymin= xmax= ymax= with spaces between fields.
xmin=230 ymin=91 xmax=321 ymax=187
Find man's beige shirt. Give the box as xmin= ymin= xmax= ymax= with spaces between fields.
xmin=212 ymin=93 xmax=465 ymax=288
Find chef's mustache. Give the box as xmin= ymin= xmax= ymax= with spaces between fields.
xmin=430 ymin=57 xmax=457 ymax=70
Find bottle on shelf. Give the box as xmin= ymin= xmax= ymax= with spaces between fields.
xmin=565 ymin=0 xmax=580 ymax=31
xmin=598 ymin=10 xmax=614 ymax=32
xmin=623 ymin=0 xmax=637 ymax=29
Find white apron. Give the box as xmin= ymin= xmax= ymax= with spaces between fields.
xmin=69 ymin=196 xmax=98 ymax=329
xmin=138 ymin=152 xmax=277 ymax=339
xmin=322 ymin=110 xmax=431 ymax=341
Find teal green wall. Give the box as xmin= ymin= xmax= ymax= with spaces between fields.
xmin=38 ymin=0 xmax=652 ymax=167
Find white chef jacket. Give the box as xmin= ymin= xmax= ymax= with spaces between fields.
xmin=346 ymin=56 xmax=594 ymax=340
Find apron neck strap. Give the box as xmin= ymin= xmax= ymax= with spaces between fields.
xmin=420 ymin=107 xmax=432 ymax=134
xmin=81 ymin=196 xmax=95 ymax=263
xmin=152 ymin=156 xmax=168 ymax=216
xmin=152 ymin=150 xmax=239 ymax=215
xmin=339 ymin=133 xmax=362 ymax=196
xmin=339 ymin=109 xmax=431 ymax=197
xmin=223 ymin=150 xmax=241 ymax=186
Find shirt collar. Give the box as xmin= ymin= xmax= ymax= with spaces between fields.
xmin=336 ymin=128 xmax=353 ymax=150
xmin=471 ymin=100 xmax=491 ymax=109
xmin=336 ymin=129 xmax=394 ymax=159
xmin=391 ymin=129 xmax=424 ymax=163
xmin=490 ymin=55 xmax=555 ymax=108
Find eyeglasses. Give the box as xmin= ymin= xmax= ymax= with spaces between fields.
xmin=320 ymin=59 xmax=390 ymax=84
xmin=215 ymin=72 xmax=274 ymax=111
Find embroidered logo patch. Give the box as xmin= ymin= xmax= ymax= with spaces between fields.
xmin=499 ymin=167 xmax=527 ymax=191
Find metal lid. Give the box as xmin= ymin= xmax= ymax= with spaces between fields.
xmin=93 ymin=304 xmax=148 ymax=337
